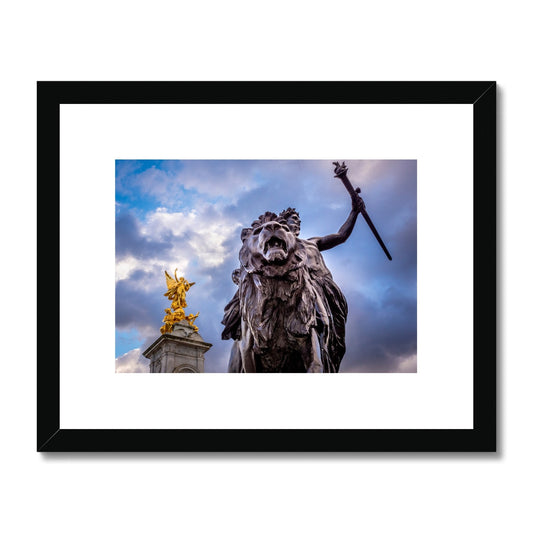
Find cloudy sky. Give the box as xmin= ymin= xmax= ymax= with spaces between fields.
xmin=115 ymin=160 xmax=416 ymax=373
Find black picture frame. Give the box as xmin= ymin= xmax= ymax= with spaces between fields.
xmin=37 ymin=81 xmax=496 ymax=452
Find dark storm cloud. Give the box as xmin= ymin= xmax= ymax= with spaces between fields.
xmin=341 ymin=287 xmax=417 ymax=372
xmin=115 ymin=276 xmax=162 ymax=331
xmin=115 ymin=212 xmax=169 ymax=259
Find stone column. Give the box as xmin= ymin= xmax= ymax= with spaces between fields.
xmin=143 ymin=320 xmax=212 ymax=373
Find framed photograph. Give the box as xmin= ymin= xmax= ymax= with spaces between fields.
xmin=37 ymin=81 xmax=496 ymax=452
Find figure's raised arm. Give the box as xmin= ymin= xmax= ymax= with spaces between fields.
xmin=310 ymin=162 xmax=364 ymax=251
xmin=312 ymin=193 xmax=364 ymax=251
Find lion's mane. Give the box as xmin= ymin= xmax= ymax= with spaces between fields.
xmin=222 ymin=209 xmax=347 ymax=373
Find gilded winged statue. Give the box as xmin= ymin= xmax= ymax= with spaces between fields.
xmin=160 ymin=269 xmax=199 ymax=334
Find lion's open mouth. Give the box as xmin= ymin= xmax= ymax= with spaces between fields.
xmin=263 ymin=235 xmax=288 ymax=261
xmin=264 ymin=236 xmax=287 ymax=254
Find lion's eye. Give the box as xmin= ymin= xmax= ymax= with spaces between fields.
xmin=252 ymin=227 xmax=262 ymax=235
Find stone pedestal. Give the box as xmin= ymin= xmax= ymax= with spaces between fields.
xmin=143 ymin=320 xmax=212 ymax=373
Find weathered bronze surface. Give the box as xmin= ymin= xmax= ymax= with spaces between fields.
xmin=222 ymin=163 xmax=370 ymax=373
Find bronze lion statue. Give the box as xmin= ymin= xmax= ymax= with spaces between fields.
xmin=222 ymin=188 xmax=364 ymax=372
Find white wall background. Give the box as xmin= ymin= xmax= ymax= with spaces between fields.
xmin=0 ymin=2 xmax=527 ymax=533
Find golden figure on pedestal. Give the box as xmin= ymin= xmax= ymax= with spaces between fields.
xmin=160 ymin=269 xmax=200 ymax=334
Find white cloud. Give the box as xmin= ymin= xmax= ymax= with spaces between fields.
xmin=115 ymin=256 xmax=146 ymax=282
xmin=115 ymin=348 xmax=150 ymax=373
xmin=142 ymin=208 xmax=196 ymax=239
xmin=143 ymin=207 xmax=240 ymax=268
xmin=396 ymin=353 xmax=417 ymax=373
xmin=115 ymin=254 xmax=176 ymax=291
xmin=177 ymin=160 xmax=263 ymax=199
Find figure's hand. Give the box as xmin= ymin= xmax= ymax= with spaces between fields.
xmin=352 ymin=192 xmax=365 ymax=213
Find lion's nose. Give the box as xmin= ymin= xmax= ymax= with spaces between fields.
xmin=262 ymin=221 xmax=282 ymax=232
